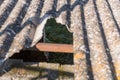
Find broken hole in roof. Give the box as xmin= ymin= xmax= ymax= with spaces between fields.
xmin=44 ymin=18 xmax=73 ymax=44
xmin=11 ymin=18 xmax=73 ymax=64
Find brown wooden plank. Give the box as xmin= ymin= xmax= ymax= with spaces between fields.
xmin=35 ymin=43 xmax=73 ymax=53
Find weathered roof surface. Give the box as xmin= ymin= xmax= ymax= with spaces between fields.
xmin=0 ymin=0 xmax=120 ymax=79
xmin=73 ymin=0 xmax=120 ymax=80
xmin=0 ymin=0 xmax=75 ymax=60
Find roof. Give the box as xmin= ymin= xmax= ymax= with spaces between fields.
xmin=0 ymin=0 xmax=77 ymax=60
xmin=0 ymin=0 xmax=120 ymax=79
xmin=0 ymin=0 xmax=84 ymax=60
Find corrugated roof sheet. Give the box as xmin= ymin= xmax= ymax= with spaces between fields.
xmin=0 ymin=0 xmax=120 ymax=79
xmin=0 ymin=0 xmax=120 ymax=71
xmin=0 ymin=0 xmax=80 ymax=60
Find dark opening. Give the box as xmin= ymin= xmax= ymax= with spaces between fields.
xmin=10 ymin=18 xmax=73 ymax=65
